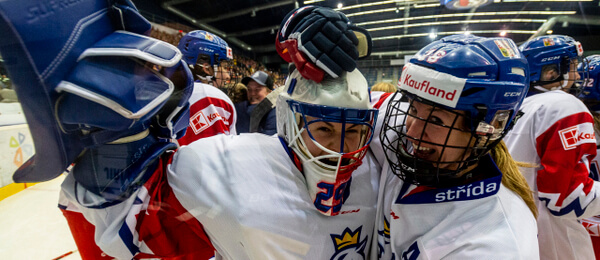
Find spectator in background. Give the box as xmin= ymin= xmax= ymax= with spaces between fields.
xmin=228 ymin=82 xmax=248 ymax=104
xmin=235 ymin=70 xmax=277 ymax=135
xmin=371 ymin=81 xmax=396 ymax=93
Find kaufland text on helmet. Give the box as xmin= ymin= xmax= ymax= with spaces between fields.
xmin=402 ymin=74 xmax=458 ymax=102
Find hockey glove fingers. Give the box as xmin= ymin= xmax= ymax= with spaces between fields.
xmin=277 ymin=6 xmax=372 ymax=82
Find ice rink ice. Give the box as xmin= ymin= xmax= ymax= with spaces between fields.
xmin=0 ymin=175 xmax=81 ymax=259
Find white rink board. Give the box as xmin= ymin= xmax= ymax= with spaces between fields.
xmin=0 ymin=124 xmax=34 ymax=187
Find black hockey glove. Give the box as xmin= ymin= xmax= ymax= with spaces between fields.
xmin=276 ymin=6 xmax=372 ymax=83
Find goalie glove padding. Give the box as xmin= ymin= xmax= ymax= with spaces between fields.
xmin=109 ymin=0 xmax=152 ymax=35
xmin=0 ymin=0 xmax=193 ymax=183
xmin=276 ymin=6 xmax=372 ymax=82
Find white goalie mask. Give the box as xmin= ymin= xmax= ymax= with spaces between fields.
xmin=276 ymin=68 xmax=377 ymax=216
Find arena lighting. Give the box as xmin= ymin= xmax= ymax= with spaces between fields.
xmin=345 ymin=4 xmax=439 ymax=16
xmin=367 ymin=18 xmax=546 ymax=32
xmin=500 ymin=30 xmax=507 ymax=36
xmin=429 ymin=31 xmax=437 ymax=39
xmin=464 ymin=30 xmax=472 ymax=35
xmin=339 ymin=0 xmax=586 ymax=14
xmin=303 ymin=0 xmax=325 ymax=4
xmin=371 ymin=29 xmax=537 ymax=41
xmin=503 ymin=0 xmax=592 ymax=2
xmin=443 ymin=0 xmax=493 ymax=10
xmin=546 ymin=29 xmax=553 ymax=34
xmin=337 ymin=2 xmax=343 ymax=8
xmin=335 ymin=0 xmax=394 ymax=11
xmin=345 ymin=7 xmax=397 ymax=17
xmin=355 ymin=11 xmax=576 ymax=24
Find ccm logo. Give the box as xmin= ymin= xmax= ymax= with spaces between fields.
xmin=541 ymin=56 xmax=560 ymax=62
xmin=558 ymin=124 xmax=596 ymax=150
xmin=504 ymin=92 xmax=521 ymax=97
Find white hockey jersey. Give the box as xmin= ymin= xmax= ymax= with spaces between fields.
xmin=177 ymin=82 xmax=237 ymax=145
xmin=370 ymin=92 xmax=539 ymax=260
xmin=58 ymin=81 xmax=237 ymax=259
xmin=61 ymin=133 xmax=380 ymax=259
xmin=504 ymin=90 xmax=600 ymax=260
xmin=580 ymin=127 xmax=600 ymax=258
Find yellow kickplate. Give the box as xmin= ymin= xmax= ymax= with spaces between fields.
xmin=0 ymin=182 xmax=37 ymax=201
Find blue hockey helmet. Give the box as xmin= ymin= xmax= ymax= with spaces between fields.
xmin=0 ymin=0 xmax=193 ymax=183
xmin=578 ymin=55 xmax=600 ymax=110
xmin=382 ymin=34 xmax=529 ymax=186
xmin=520 ymin=35 xmax=587 ymax=94
xmin=178 ymin=30 xmax=233 ymax=67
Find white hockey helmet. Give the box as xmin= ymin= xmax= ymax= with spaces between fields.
xmin=276 ymin=68 xmax=377 ymax=216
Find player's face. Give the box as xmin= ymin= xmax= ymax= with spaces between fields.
xmin=405 ymin=100 xmax=473 ymax=170
xmin=301 ymin=116 xmax=365 ymax=164
xmin=564 ymin=59 xmax=581 ymax=89
xmin=214 ymin=66 xmax=230 ymax=88
xmin=541 ymin=58 xmax=581 ymax=90
xmin=247 ymin=80 xmax=269 ymax=105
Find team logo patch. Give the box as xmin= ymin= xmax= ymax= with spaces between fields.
xmin=398 ymin=63 xmax=466 ymax=108
xmin=226 ymin=47 xmax=233 ymax=59
xmin=576 ymin=41 xmax=584 ymax=56
xmin=190 ymin=111 xmax=209 ymax=134
xmin=376 ymin=217 xmax=391 ymax=259
xmin=558 ymin=123 xmax=596 ymax=150
xmin=494 ymin=39 xmax=519 ymax=58
xmin=204 ymin=32 xmax=214 ymax=41
xmin=330 ymin=226 xmax=367 ymax=260
xmin=543 ymin=38 xmax=555 ymax=46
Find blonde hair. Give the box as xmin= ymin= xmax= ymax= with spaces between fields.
xmin=228 ymin=83 xmax=248 ymax=104
xmin=491 ymin=141 xmax=538 ymax=218
xmin=592 ymin=111 xmax=600 ymax=134
xmin=371 ymin=82 xmax=396 ymax=93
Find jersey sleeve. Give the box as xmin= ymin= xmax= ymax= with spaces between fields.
xmin=178 ymin=84 xmax=237 ymax=145
xmin=369 ymin=91 xmax=396 ymax=168
xmin=60 ymin=157 xmax=215 ymax=259
xmin=535 ymin=111 xmax=600 ymax=218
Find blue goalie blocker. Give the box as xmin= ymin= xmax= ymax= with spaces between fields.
xmin=0 ymin=0 xmax=193 ymax=197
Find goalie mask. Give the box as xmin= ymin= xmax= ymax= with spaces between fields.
xmin=277 ymin=68 xmax=377 ymax=216
xmin=382 ymin=35 xmax=529 ymax=187
xmin=0 ymin=0 xmax=193 ymax=187
xmin=178 ymin=30 xmax=234 ymax=87
xmin=520 ymin=35 xmax=588 ymax=95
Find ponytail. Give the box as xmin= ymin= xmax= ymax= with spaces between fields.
xmin=491 ymin=141 xmax=538 ymax=219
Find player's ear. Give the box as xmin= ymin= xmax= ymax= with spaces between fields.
xmin=202 ymin=63 xmax=213 ymax=75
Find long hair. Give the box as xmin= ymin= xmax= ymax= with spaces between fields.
xmin=491 ymin=140 xmax=538 ymax=219
xmin=592 ymin=111 xmax=600 ymax=135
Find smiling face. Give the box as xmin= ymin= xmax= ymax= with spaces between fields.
xmin=299 ymin=116 xmax=367 ymax=166
xmin=213 ymin=66 xmax=231 ymax=88
xmin=247 ymin=80 xmax=270 ymax=105
xmin=404 ymin=99 xmax=475 ymax=171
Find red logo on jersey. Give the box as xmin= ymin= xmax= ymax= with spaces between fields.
xmin=558 ymin=124 xmax=596 ymax=150
xmin=190 ymin=111 xmax=209 ymax=134
xmin=207 ymin=112 xmax=223 ymax=123
xmin=340 ymin=209 xmax=361 ymax=215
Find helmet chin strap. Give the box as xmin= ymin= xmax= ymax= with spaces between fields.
xmin=533 ymin=73 xmax=569 ymax=92
xmin=560 ymin=72 xmax=570 ymax=89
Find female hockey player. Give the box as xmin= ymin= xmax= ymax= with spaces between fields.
xmin=0 ymin=0 xmax=377 ymax=258
xmin=504 ymin=35 xmax=599 ymax=260
xmin=371 ymin=34 xmax=539 ymax=259
xmin=54 ymin=4 xmax=380 ymax=260
xmin=577 ymin=54 xmax=600 ymax=258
